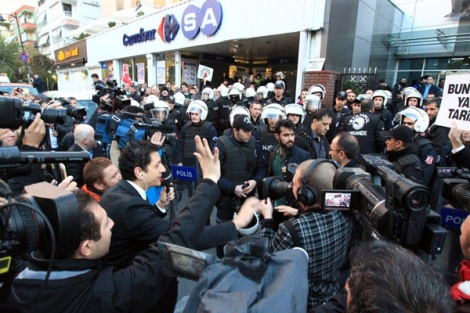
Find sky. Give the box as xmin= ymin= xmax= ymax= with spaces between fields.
xmin=0 ymin=0 xmax=37 ymax=16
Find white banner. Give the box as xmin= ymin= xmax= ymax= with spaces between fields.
xmin=435 ymin=74 xmax=470 ymax=130
xmin=197 ymin=64 xmax=214 ymax=81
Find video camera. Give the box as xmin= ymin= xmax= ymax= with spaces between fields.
xmin=258 ymin=155 xmax=447 ymax=257
xmin=94 ymin=80 xmax=129 ymax=111
xmin=440 ymin=168 xmax=470 ymax=212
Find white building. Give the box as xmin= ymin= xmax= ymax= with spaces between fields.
xmin=36 ymin=0 xmax=102 ymax=60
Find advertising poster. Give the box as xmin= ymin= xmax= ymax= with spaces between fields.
xmin=157 ymin=60 xmax=166 ymax=84
xmin=137 ymin=63 xmax=145 ymax=84
xmin=183 ymin=61 xmax=197 ymax=85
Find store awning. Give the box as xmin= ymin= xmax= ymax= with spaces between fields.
xmin=38 ymin=34 xmax=49 ymax=46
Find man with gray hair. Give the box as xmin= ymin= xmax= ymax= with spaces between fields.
xmin=66 ymin=124 xmax=104 ymax=187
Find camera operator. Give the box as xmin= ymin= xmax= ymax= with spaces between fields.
xmin=449 ymin=121 xmax=470 ymax=169
xmin=311 ymin=240 xmax=452 ymax=313
xmin=3 ymin=136 xmax=259 ymax=313
xmin=380 ymin=125 xmax=427 ymax=186
xmin=6 ymin=113 xmax=47 ymax=195
xmin=66 ymin=124 xmax=105 ymax=187
xmin=258 ymin=159 xmax=351 ymax=310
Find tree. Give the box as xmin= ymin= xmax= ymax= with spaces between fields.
xmin=25 ymin=45 xmax=55 ymax=88
xmin=0 ymin=37 xmax=26 ymax=82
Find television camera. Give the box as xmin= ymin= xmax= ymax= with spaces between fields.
xmin=258 ymin=155 xmax=447 ymax=258
xmin=93 ymin=80 xmax=130 ymax=111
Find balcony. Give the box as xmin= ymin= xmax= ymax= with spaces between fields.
xmin=21 ymin=22 xmax=36 ymax=31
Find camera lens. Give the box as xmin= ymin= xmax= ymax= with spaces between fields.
xmin=405 ymin=189 xmax=429 ymax=212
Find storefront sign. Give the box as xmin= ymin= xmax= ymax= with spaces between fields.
xmin=57 ymin=47 xmax=79 ymax=62
xmin=182 ymin=0 xmax=223 ymax=39
xmin=123 ymin=28 xmax=157 ymax=46
xmin=158 ymin=14 xmax=180 ymax=43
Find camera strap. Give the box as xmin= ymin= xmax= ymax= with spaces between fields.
xmin=282 ymin=220 xmax=301 ymax=248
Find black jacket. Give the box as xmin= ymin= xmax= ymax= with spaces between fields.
xmin=4 ymin=179 xmax=221 ymax=313
xmin=326 ymin=107 xmax=351 ymax=143
xmin=342 ymin=111 xmax=385 ymax=154
xmin=386 ymin=147 xmax=427 ymax=186
xmin=100 ymin=179 xmax=238 ymax=268
xmin=424 ymin=122 xmax=452 ymax=166
xmin=295 ymin=128 xmax=330 ymax=159
xmin=65 ymin=143 xmax=105 ymax=187
xmin=451 ymin=146 xmax=470 ymax=169
xmin=266 ymin=144 xmax=311 ymax=177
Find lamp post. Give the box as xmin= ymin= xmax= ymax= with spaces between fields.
xmin=0 ymin=12 xmax=31 ymax=83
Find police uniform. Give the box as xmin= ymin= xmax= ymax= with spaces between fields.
xmin=266 ymin=97 xmax=289 ymax=107
xmin=387 ymin=147 xmax=427 ymax=187
xmin=175 ymin=121 xmax=217 ymax=168
xmin=413 ymin=135 xmax=437 ymax=186
xmin=204 ymin=98 xmax=219 ymax=124
xmin=424 ymin=123 xmax=452 ymax=167
xmin=259 ymin=124 xmax=279 ymax=160
xmin=373 ymin=107 xmax=394 ymax=131
xmin=216 ymin=96 xmax=233 ymax=136
xmin=295 ymin=127 xmax=330 ymax=159
xmin=342 ymin=112 xmax=385 ymax=154
xmin=326 ymin=107 xmax=351 ymax=143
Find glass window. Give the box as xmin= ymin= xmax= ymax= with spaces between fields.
xmin=398 ymin=59 xmax=423 ymax=71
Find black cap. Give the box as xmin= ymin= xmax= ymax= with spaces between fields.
xmin=274 ymin=81 xmax=285 ymax=89
xmin=380 ymin=125 xmax=413 ymax=144
xmin=167 ymin=95 xmax=175 ymax=103
xmin=233 ymin=115 xmax=255 ymax=131
xmin=337 ymin=91 xmax=347 ymax=99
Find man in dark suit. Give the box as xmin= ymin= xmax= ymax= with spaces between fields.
xmin=66 ymin=124 xmax=104 ymax=187
xmin=418 ymin=75 xmax=440 ymax=100
xmin=99 ymin=139 xmax=255 ymax=311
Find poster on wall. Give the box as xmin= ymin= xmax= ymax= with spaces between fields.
xmin=157 ymin=60 xmax=166 ymax=84
xmin=183 ymin=61 xmax=197 ymax=85
xmin=137 ymin=63 xmax=145 ymax=84
xmin=434 ymin=74 xmax=470 ymax=129
xmin=197 ymin=64 xmax=214 ymax=81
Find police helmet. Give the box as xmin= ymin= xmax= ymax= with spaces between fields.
xmin=217 ymin=85 xmax=229 ymax=97
xmin=233 ymin=82 xmax=245 ymax=93
xmin=145 ymin=95 xmax=159 ymax=107
xmin=307 ymin=84 xmax=326 ymax=100
xmin=261 ymin=103 xmax=287 ymax=120
xmin=257 ymin=86 xmax=268 ymax=99
xmin=372 ymin=90 xmax=389 ymax=107
xmin=202 ymin=87 xmax=214 ymax=100
xmin=303 ymin=94 xmax=322 ymax=111
xmin=229 ymin=105 xmax=251 ymax=127
xmin=405 ymin=90 xmax=423 ymax=108
xmin=394 ymin=106 xmax=429 ymax=133
xmin=150 ymin=100 xmax=170 ymax=122
xmin=173 ymin=92 xmax=186 ymax=106
xmin=266 ymin=82 xmax=275 ymax=92
xmin=187 ymin=100 xmax=208 ymax=121
xmin=245 ymin=88 xmax=256 ymax=99
xmin=285 ymin=103 xmax=306 ymax=123
xmin=400 ymin=86 xmax=418 ymax=97
xmin=229 ymin=87 xmax=241 ymax=99
xmin=275 ymin=71 xmax=285 ymax=80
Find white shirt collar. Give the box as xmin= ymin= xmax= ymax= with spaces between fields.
xmin=126 ymin=180 xmax=146 ymax=200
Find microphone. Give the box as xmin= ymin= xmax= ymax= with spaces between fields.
xmin=161 ymin=165 xmax=173 ymax=189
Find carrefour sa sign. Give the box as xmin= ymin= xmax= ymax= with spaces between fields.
xmin=181 ymin=0 xmax=223 ymax=39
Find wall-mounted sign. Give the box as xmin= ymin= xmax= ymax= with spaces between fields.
xmin=181 ymin=0 xmax=223 ymax=39
xmin=158 ymin=14 xmax=180 ymax=43
xmin=123 ymin=28 xmax=157 ymax=46
xmin=305 ymin=58 xmax=326 ymax=72
xmin=57 ymin=47 xmax=79 ymax=62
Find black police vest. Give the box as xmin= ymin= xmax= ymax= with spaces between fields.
xmin=392 ymin=154 xmax=422 ymax=174
xmin=218 ymin=136 xmax=256 ymax=185
xmin=183 ymin=121 xmax=212 ymax=159
xmin=205 ymin=99 xmax=219 ymax=123
xmin=259 ymin=125 xmax=278 ymax=152
xmin=167 ymin=109 xmax=180 ymax=125
xmin=414 ymin=137 xmax=433 ymax=148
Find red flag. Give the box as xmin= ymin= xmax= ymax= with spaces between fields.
xmin=121 ymin=64 xmax=133 ymax=85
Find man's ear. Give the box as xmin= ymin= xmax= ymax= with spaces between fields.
xmin=274 ymin=133 xmax=280 ymax=140
xmin=76 ymin=240 xmax=93 ymax=258
xmin=93 ymin=181 xmax=105 ymax=192
xmin=133 ymin=167 xmax=143 ymax=180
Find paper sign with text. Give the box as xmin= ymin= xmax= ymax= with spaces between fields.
xmin=197 ymin=64 xmax=214 ymax=81
xmin=305 ymin=58 xmax=326 ymax=72
xmin=435 ymin=74 xmax=470 ymax=130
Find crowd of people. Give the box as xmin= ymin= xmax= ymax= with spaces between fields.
xmin=0 ymin=70 xmax=469 ymax=312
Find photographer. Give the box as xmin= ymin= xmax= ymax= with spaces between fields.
xmin=4 ymin=136 xmax=259 ymax=313
xmin=258 ymin=159 xmax=351 ymax=310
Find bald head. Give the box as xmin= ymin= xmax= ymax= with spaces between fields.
xmin=294 ymin=159 xmax=337 ymax=208
xmin=74 ymin=124 xmax=97 ymax=151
